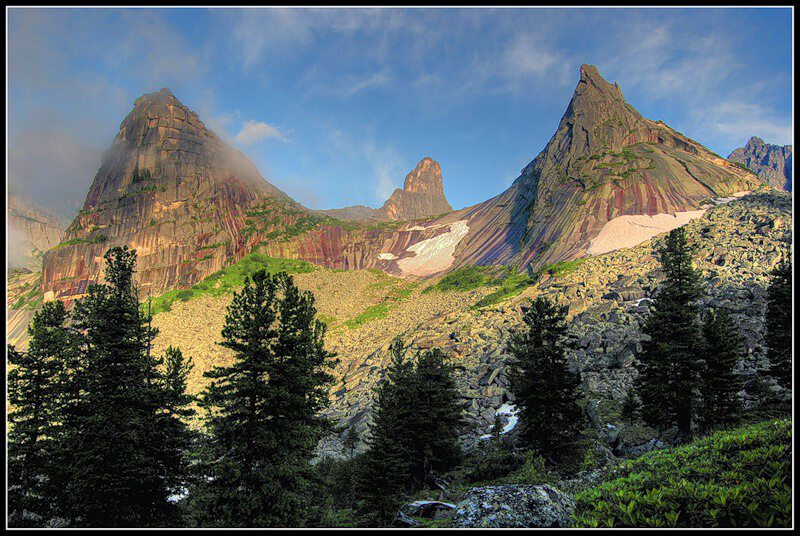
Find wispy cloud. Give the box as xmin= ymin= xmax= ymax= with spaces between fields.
xmin=324 ymin=128 xmax=405 ymax=204
xmin=234 ymin=120 xmax=286 ymax=145
xmin=342 ymin=71 xmax=391 ymax=95
xmin=695 ymin=101 xmax=793 ymax=149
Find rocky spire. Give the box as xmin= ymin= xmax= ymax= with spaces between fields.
xmin=442 ymin=64 xmax=764 ymax=272
xmin=42 ymin=87 xmax=293 ymax=301
xmin=379 ymin=157 xmax=453 ymax=221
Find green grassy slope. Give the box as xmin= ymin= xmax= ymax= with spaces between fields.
xmin=573 ymin=419 xmax=792 ymax=527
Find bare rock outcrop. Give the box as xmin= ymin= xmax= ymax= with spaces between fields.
xmin=8 ymin=194 xmax=67 ymax=270
xmin=431 ymin=64 xmax=764 ymax=272
xmin=41 ymin=88 xmax=312 ymax=301
xmin=378 ymin=157 xmax=453 ymax=221
xmin=728 ymin=136 xmax=792 ymax=192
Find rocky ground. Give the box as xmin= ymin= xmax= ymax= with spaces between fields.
xmin=148 ymin=191 xmax=792 ymax=455
xmin=7 ymin=192 xmax=792 ymax=457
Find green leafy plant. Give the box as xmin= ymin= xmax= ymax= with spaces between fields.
xmin=573 ymin=420 xmax=792 ymax=528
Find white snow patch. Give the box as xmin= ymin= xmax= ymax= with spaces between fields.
xmin=479 ymin=403 xmax=520 ymax=439
xmin=587 ymin=191 xmax=751 ymax=256
xmin=497 ymin=403 xmax=520 ymax=434
xmin=406 ymin=225 xmax=427 ymax=231
xmin=633 ymin=297 xmax=653 ymax=307
xmin=378 ymin=252 xmax=398 ymax=260
xmin=167 ymin=487 xmax=189 ymax=504
xmin=396 ymin=220 xmax=470 ymax=277
xmin=587 ymin=210 xmax=707 ymax=256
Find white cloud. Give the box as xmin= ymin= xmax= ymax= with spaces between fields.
xmin=696 ymin=101 xmax=792 ymax=149
xmin=234 ymin=120 xmax=285 ymax=145
xmin=343 ymin=71 xmax=391 ymax=95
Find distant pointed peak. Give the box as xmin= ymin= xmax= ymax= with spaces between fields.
xmin=415 ymin=156 xmax=440 ymax=169
xmin=402 ymin=157 xmax=444 ymax=194
xmin=747 ymin=136 xmax=766 ymax=147
xmin=577 ymin=63 xmax=622 ymax=98
xmin=133 ymin=87 xmax=182 ymax=109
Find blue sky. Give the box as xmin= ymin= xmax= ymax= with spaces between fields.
xmin=7 ymin=7 xmax=793 ymax=216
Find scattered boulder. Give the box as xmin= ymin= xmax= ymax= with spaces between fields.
xmin=400 ymin=500 xmax=456 ymax=520
xmin=453 ymin=484 xmax=575 ymax=528
xmin=393 ymin=511 xmax=420 ymax=527
xmin=612 ymin=424 xmax=663 ymax=457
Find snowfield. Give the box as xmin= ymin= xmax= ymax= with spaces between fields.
xmin=479 ymin=403 xmax=520 ymax=440
xmin=586 ymin=191 xmax=750 ymax=256
xmin=397 ymin=220 xmax=470 ymax=276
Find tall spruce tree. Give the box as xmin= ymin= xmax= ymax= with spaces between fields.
xmin=765 ymin=260 xmax=792 ymax=389
xmin=8 ymin=301 xmax=76 ymax=526
xmin=357 ymin=340 xmax=417 ymax=525
xmin=698 ymin=309 xmax=743 ymax=430
xmin=408 ymin=348 xmax=465 ymax=488
xmin=188 ymin=270 xmax=336 ymax=527
xmin=507 ymin=296 xmax=583 ymax=459
xmin=152 ymin=346 xmax=196 ymax=523
xmin=357 ymin=339 xmax=465 ymax=525
xmin=64 ymin=246 xmax=192 ymax=527
xmin=636 ymin=227 xmax=703 ymax=437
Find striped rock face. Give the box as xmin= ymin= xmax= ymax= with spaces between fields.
xmin=41 ymin=88 xmax=306 ymax=301
xmin=425 ymin=64 xmax=764 ymax=272
xmin=40 ymin=64 xmax=765 ymax=305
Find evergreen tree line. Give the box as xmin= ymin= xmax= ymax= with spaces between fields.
xmin=8 ymin=247 xmax=337 ymax=527
xmin=629 ymin=227 xmax=792 ymax=438
xmin=8 ymin=232 xmax=791 ymax=527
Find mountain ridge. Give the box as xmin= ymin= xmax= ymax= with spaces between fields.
xmin=728 ymin=136 xmax=792 ymax=192
xmin=40 ymin=64 xmax=765 ymax=304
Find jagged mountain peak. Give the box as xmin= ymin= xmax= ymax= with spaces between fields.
xmin=403 ymin=157 xmax=445 ymax=195
xmin=577 ymin=63 xmax=624 ymax=100
xmin=449 ymin=63 xmax=764 ymax=273
xmin=728 ymin=137 xmax=792 ymax=192
xmin=380 ymin=157 xmax=452 ymax=221
xmin=42 ymin=88 xmax=296 ymax=300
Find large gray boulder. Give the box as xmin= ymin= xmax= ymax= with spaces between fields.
xmin=453 ymin=484 xmax=575 ymax=528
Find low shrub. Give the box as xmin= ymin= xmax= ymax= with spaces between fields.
xmin=573 ymin=419 xmax=792 ymax=527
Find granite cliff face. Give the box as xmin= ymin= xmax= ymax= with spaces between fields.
xmin=432 ymin=64 xmax=764 ymax=272
xmin=319 ymin=157 xmax=453 ymax=222
xmin=8 ymin=194 xmax=67 ymax=270
xmin=39 ymin=65 xmax=767 ymax=304
xmin=40 ymin=88 xmax=308 ymax=301
xmin=728 ymin=136 xmax=792 ymax=192
xmin=379 ymin=157 xmax=453 ymax=220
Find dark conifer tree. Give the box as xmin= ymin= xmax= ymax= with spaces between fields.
xmin=765 ymin=260 xmax=792 ymax=389
xmin=153 ymin=346 xmax=196 ymax=522
xmin=188 ymin=270 xmax=336 ymax=527
xmin=507 ymin=296 xmax=583 ymax=458
xmin=7 ymin=301 xmax=76 ymax=526
xmin=356 ymin=340 xmax=416 ymax=525
xmin=621 ymin=388 xmax=641 ymax=425
xmin=636 ymin=227 xmax=703 ymax=437
xmin=698 ymin=309 xmax=743 ymax=430
xmin=64 ymin=246 xmax=191 ymax=527
xmin=357 ymin=339 xmax=465 ymax=525
xmin=408 ymin=348 xmax=465 ymax=488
